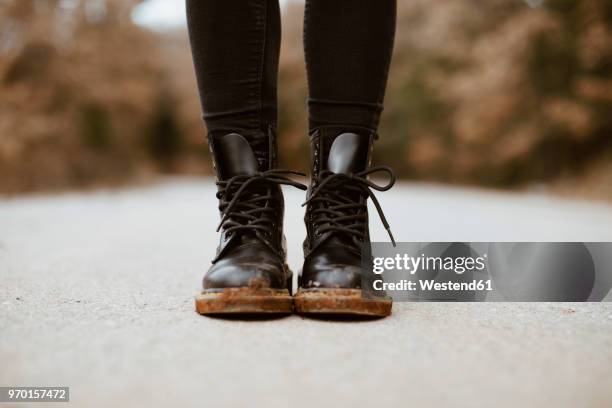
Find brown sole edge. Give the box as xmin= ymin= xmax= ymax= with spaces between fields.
xmin=294 ymin=289 xmax=392 ymax=317
xmin=195 ymin=288 xmax=293 ymax=315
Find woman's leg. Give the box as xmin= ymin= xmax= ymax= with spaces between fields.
xmin=186 ymin=0 xmax=281 ymax=167
xmin=187 ymin=0 xmax=301 ymax=316
xmin=296 ymin=0 xmax=397 ymax=317
xmin=303 ymin=0 xmax=396 ymax=132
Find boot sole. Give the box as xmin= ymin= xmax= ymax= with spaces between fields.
xmin=294 ymin=289 xmax=392 ymax=317
xmin=195 ymin=288 xmax=293 ymax=315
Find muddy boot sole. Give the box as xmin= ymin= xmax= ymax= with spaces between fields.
xmin=294 ymin=289 xmax=392 ymax=317
xmin=195 ymin=288 xmax=293 ymax=315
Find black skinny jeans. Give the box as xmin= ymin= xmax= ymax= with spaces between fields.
xmin=186 ymin=0 xmax=396 ymax=138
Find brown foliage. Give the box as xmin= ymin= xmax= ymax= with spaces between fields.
xmin=0 ymin=0 xmax=204 ymax=192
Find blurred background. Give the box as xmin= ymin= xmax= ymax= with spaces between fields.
xmin=1 ymin=0 xmax=611 ymax=200
xmin=2 ymin=3 xmax=612 ymax=403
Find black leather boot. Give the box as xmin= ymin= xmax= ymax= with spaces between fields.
xmin=294 ymin=127 xmax=396 ymax=316
xmin=195 ymin=129 xmax=306 ymax=315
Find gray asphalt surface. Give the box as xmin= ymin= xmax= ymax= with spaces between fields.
xmin=1 ymin=178 xmax=612 ymax=407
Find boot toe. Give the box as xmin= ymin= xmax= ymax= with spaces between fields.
xmin=301 ymin=248 xmax=362 ymax=289
xmin=203 ymin=245 xmax=286 ymax=290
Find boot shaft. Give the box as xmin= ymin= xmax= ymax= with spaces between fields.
xmin=207 ymin=130 xmax=286 ymax=262
xmin=208 ymin=126 xmax=278 ymax=181
xmin=305 ymin=127 xmax=377 ymax=255
xmin=308 ymin=126 xmax=375 ymax=182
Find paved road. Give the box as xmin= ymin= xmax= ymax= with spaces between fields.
xmin=1 ymin=178 xmax=612 ymax=407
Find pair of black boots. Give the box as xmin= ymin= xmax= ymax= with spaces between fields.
xmin=195 ymin=127 xmax=395 ymax=317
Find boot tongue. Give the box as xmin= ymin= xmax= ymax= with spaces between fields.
xmin=326 ymin=132 xmax=369 ymax=175
xmin=212 ymin=133 xmax=264 ymax=251
xmin=316 ymin=132 xmax=371 ymax=250
xmin=212 ymin=133 xmax=259 ymax=179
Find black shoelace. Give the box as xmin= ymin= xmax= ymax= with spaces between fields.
xmin=216 ymin=170 xmax=307 ymax=250
xmin=302 ymin=165 xmax=397 ymax=248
